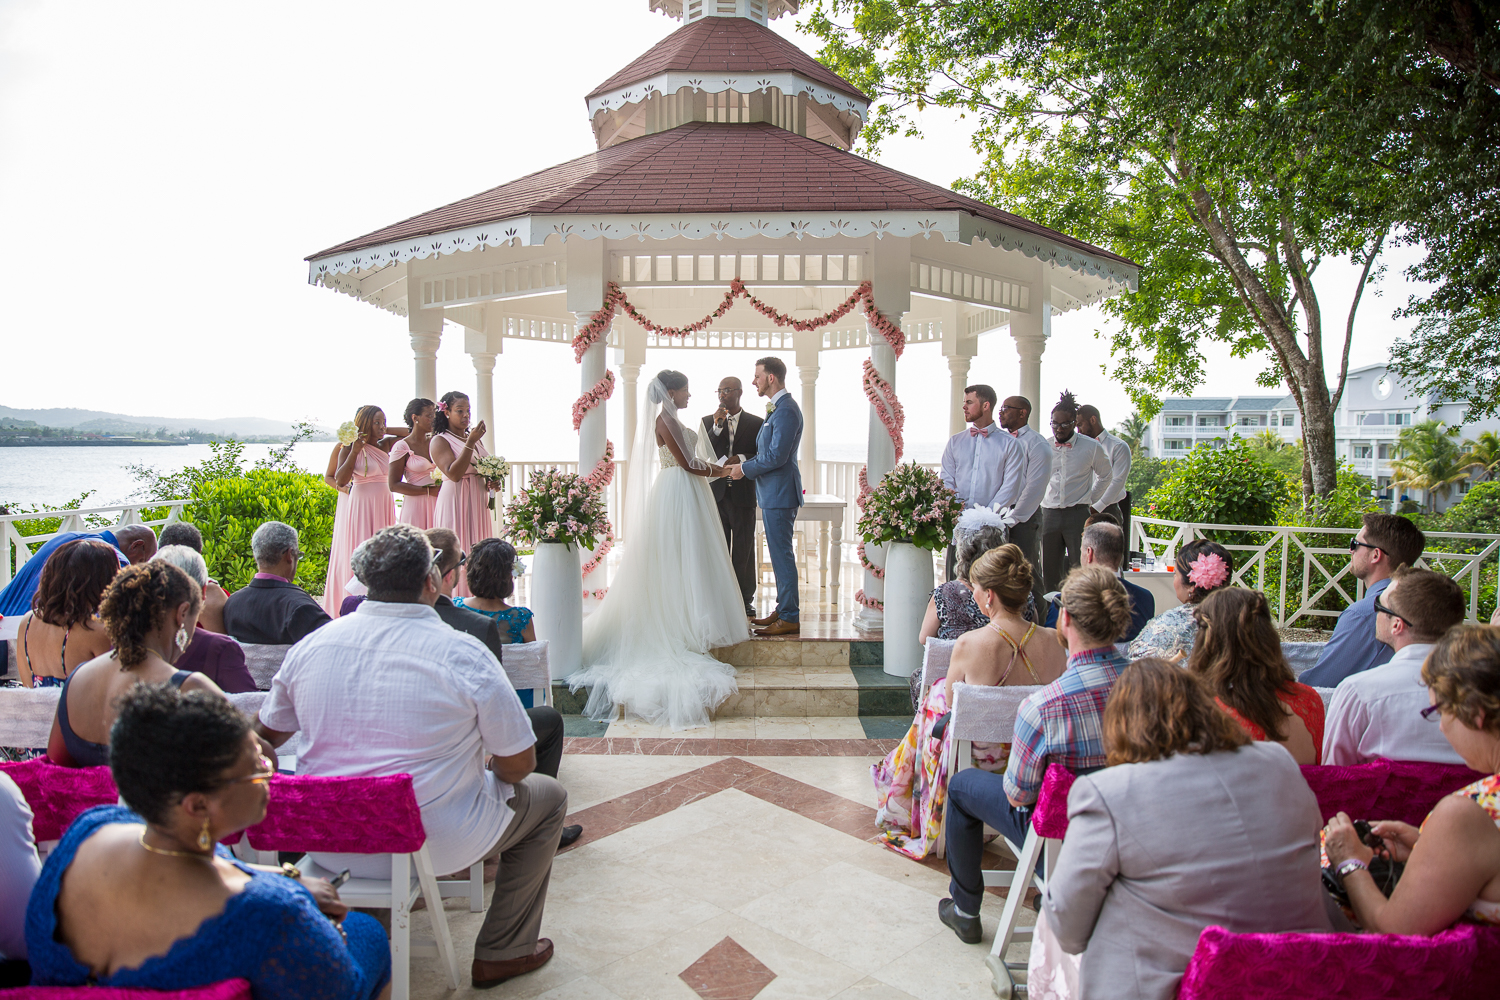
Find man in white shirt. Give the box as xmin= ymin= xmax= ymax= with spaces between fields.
xmin=1077 ymin=404 xmax=1133 ymax=548
xmin=999 ymin=394 xmax=1054 ymax=608
xmin=1039 ymin=392 xmax=1112 ymax=593
xmin=940 ymin=384 xmax=1023 ymax=580
xmin=256 ymin=524 xmax=566 ymax=989
xmin=1323 ymin=566 xmax=1467 ymax=766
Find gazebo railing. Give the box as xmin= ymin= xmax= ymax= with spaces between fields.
xmin=1130 ymin=515 xmax=1500 ymax=627
xmin=1 ymin=501 xmax=190 ymax=587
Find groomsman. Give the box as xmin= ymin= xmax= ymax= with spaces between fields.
xmin=1040 ymin=391 xmax=1112 ymax=594
xmin=703 ymin=377 xmax=762 ymax=616
xmin=999 ymin=395 xmax=1053 ymax=610
xmin=1077 ymin=404 xmax=1133 ymax=550
xmin=939 ymin=384 xmax=1023 ymax=581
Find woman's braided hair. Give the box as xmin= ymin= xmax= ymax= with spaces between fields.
xmin=99 ymin=562 xmax=201 ymax=668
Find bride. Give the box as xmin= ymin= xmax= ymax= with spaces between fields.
xmin=571 ymin=370 xmax=751 ymax=729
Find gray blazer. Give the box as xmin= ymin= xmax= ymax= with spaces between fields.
xmin=1043 ymin=742 xmax=1333 ymax=1000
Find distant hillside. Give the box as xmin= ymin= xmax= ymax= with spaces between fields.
xmin=0 ymin=406 xmax=325 ymax=438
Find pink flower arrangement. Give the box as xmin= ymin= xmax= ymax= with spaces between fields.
xmin=504 ymin=468 xmax=608 ymax=552
xmin=1187 ymin=551 xmax=1230 ymax=590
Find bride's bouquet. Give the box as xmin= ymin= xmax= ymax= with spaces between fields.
xmin=475 ymin=455 xmax=510 ymax=510
xmin=505 ymin=468 xmax=610 ymax=550
xmin=858 ymin=461 xmax=964 ymax=552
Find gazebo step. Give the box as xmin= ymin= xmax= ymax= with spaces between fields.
xmin=711 ymin=638 xmax=883 ymax=668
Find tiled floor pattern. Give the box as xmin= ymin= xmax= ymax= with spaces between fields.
xmin=408 ymin=751 xmax=1033 ymax=1000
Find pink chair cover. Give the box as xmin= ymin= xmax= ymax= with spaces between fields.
xmin=1372 ymin=760 xmax=1485 ymax=826
xmin=244 ymin=773 xmax=425 ymax=854
xmin=1033 ymin=764 xmax=1076 ymax=839
xmin=1178 ymin=923 xmax=1500 ymax=1000
xmin=1298 ymin=759 xmax=1391 ymax=823
xmin=0 ymin=981 xmax=252 ymax=1000
xmin=0 ymin=758 xmax=118 ymax=842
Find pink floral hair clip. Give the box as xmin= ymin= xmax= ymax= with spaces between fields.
xmin=1187 ymin=551 xmax=1230 ymax=590
xmin=435 ymin=401 xmax=448 ymax=414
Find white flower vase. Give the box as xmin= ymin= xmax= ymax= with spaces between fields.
xmin=883 ymin=540 xmax=933 ymax=678
xmin=531 ymin=541 xmax=583 ymax=679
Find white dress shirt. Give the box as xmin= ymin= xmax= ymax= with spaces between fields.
xmin=1008 ymin=424 xmax=1055 ymax=524
xmin=1092 ymin=429 xmax=1132 ymax=510
xmin=260 ymin=600 xmax=537 ymax=876
xmin=940 ymin=422 xmax=1024 ymax=510
xmin=1042 ymin=432 xmax=1112 ymax=510
xmin=1322 ymin=642 xmax=1465 ymax=766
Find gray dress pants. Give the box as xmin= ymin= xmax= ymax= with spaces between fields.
xmin=1008 ymin=511 xmax=1045 ymax=609
xmin=474 ymin=773 xmax=569 ymax=961
xmin=1041 ymin=503 xmax=1092 ymax=591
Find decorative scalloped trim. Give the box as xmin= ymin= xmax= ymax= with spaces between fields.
xmin=586 ymin=72 xmax=868 ymax=121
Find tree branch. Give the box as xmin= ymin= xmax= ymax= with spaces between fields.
xmin=1330 ymin=230 xmax=1389 ymax=412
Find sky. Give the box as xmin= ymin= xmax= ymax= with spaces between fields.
xmin=0 ymin=0 xmax=1419 ymax=461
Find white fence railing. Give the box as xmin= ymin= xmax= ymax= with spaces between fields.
xmin=1 ymin=501 xmax=191 ymax=588
xmin=1131 ymin=515 xmax=1500 ymax=627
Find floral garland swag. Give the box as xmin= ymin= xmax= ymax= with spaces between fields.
xmin=571 ymin=279 xmax=907 ymax=610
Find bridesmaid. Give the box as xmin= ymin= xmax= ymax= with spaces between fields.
xmin=430 ymin=391 xmax=491 ymax=597
xmin=323 ymin=405 xmax=405 ymax=614
xmin=388 ymin=398 xmax=441 ymax=530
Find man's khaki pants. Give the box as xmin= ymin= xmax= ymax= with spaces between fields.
xmin=473 ymin=773 xmax=568 ymax=962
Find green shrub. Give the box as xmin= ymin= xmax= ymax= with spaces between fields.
xmin=1126 ymin=456 xmax=1173 ymax=508
xmin=1142 ymin=439 xmax=1288 ymax=542
xmin=181 ymin=470 xmax=337 ymax=594
xmin=1440 ymin=481 xmax=1500 ymax=535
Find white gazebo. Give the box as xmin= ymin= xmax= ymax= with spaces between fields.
xmin=305 ymin=0 xmax=1137 ymax=639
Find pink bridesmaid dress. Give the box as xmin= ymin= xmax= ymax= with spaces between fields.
xmin=391 ymin=437 xmax=437 ymax=530
xmin=323 ymin=445 xmax=396 ymax=614
xmin=433 ymin=430 xmax=494 ymax=597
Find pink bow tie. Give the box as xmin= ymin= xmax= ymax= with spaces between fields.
xmin=1055 ymin=439 xmax=1073 ymax=449
xmin=969 ymin=426 xmax=991 ymax=438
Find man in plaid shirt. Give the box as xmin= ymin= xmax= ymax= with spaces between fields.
xmin=939 ymin=567 xmax=1132 ymax=944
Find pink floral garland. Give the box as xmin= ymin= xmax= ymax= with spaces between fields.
xmin=854 ymin=345 xmax=907 ymax=612
xmin=572 ymin=370 xmax=615 ymax=431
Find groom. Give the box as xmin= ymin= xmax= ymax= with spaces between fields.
xmin=729 ymin=357 xmax=803 ymax=636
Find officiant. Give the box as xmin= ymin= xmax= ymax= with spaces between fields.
xmin=700 ymin=377 xmax=762 ymax=617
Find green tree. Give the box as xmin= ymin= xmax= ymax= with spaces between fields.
xmin=1126 ymin=456 xmax=1172 ymax=506
xmin=1461 ymin=430 xmax=1500 ymax=482
xmin=1142 ymin=439 xmax=1288 ymax=540
xmin=1391 ymin=420 xmax=1470 ymax=512
xmin=1116 ymin=411 xmax=1151 ymax=456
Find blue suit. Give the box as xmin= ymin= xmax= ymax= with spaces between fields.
xmin=740 ymin=393 xmax=803 ymax=622
xmin=0 ymin=530 xmax=128 ymax=618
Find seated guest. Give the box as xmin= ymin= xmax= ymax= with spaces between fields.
xmin=1189 ymin=587 xmax=1325 ymax=764
xmin=1043 ymin=521 xmax=1154 ymax=641
xmin=152 ymin=545 xmax=257 ymax=694
xmin=1323 ymin=623 xmax=1500 ymax=932
xmin=15 ymin=539 xmax=118 ymax=689
xmin=27 ymin=684 xmax=389 ymax=999
xmin=222 ymin=521 xmax=331 ymax=645
xmin=1041 ymin=657 xmax=1333 ymax=1000
xmin=454 ymin=538 xmax=535 ymax=643
xmin=48 ymin=561 xmax=227 ymax=768
xmin=1302 ymin=513 xmax=1427 ymax=687
xmin=156 ymin=522 xmax=229 ymax=634
xmin=1324 ymin=567 xmax=1467 ymax=766
xmin=1126 ymin=539 xmax=1233 ymax=661
xmin=0 ymin=525 xmax=153 ymax=620
xmin=875 ymin=544 xmax=1067 ymax=859
xmin=0 ymin=772 xmax=40 ymax=978
xmin=939 ymin=566 xmax=1134 ymax=943
xmin=256 ymin=525 xmax=567 ymax=989
xmin=424 ymin=527 xmax=580 ymax=849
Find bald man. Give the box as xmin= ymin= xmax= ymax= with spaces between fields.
xmin=702 ymin=377 xmax=763 ymax=616
xmin=0 ymin=524 xmax=156 ymax=623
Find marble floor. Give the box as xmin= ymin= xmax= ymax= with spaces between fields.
xmin=407 ymin=746 xmax=1035 ymax=1000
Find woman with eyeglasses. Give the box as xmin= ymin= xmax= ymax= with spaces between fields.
xmin=1188 ymin=587 xmax=1325 ymax=764
xmin=26 ymin=684 xmax=391 ymax=1000
xmin=1323 ymin=623 xmax=1500 ymax=934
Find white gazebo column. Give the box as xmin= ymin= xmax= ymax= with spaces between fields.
xmin=409 ymin=322 xmax=443 ymax=401
xmin=794 ymin=330 xmax=822 ymax=489
xmin=575 ymin=314 xmax=609 ymax=476
xmin=464 ymin=319 xmax=500 ymax=454
xmin=613 ymin=323 xmax=646 ymax=461
xmin=1009 ymin=286 xmax=1052 ymax=432
xmin=942 ymin=302 xmax=976 ymax=436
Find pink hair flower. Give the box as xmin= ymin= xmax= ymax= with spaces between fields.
xmin=1187 ymin=552 xmax=1230 ymax=590
xmin=435 ymin=401 xmax=448 ymax=414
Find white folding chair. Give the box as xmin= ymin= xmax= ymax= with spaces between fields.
xmin=919 ymin=638 xmax=955 ymax=707
xmin=1284 ymin=641 xmax=1329 ymax=678
xmin=502 ymin=639 xmax=552 ymax=708
xmin=1313 ymin=686 xmax=1337 ymax=713
xmin=236 ymin=642 xmax=292 ymax=691
xmin=0 ymin=686 xmax=62 ymax=750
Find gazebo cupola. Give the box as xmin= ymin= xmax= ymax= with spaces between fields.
xmin=587 ymin=0 xmax=869 ymax=149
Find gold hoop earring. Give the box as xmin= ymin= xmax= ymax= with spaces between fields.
xmin=197 ymin=817 xmax=212 ymax=852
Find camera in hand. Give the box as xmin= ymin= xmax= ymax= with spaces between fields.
xmin=1321 ymin=819 xmax=1405 ymax=907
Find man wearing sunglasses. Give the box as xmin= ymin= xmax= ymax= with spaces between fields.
xmin=1323 ymin=567 xmax=1466 ymax=766
xmin=1301 ymin=514 xmax=1426 ymax=687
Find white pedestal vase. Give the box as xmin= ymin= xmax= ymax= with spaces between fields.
xmin=530 ymin=541 xmax=582 ymax=680
xmin=882 ymin=540 xmax=933 ymax=678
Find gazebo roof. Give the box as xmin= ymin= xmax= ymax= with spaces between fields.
xmin=307 ymin=121 xmax=1134 ymax=271
xmin=587 ymin=15 xmax=868 ymax=105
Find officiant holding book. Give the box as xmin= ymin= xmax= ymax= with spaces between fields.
xmin=701 ymin=376 xmax=762 ymax=617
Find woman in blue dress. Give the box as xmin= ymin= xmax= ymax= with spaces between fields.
xmin=27 ymin=684 xmax=390 ymax=1000
xmin=454 ymin=538 xmax=535 ymax=644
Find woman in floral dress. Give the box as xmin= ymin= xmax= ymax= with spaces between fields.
xmin=874 ymin=544 xmax=1067 ymax=859
xmin=1126 ymin=539 xmax=1234 ymax=661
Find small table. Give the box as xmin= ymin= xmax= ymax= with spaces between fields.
xmin=756 ymin=495 xmax=846 ymax=606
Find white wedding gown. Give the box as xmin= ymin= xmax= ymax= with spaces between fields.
xmin=572 ymin=423 xmax=749 ymax=729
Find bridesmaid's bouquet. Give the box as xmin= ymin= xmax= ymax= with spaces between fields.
xmin=337 ymin=421 xmax=358 ymax=446
xmin=475 ymin=455 xmax=510 ymax=510
xmin=505 ymin=468 xmax=609 ymax=550
xmin=858 ymin=462 xmax=964 ymax=552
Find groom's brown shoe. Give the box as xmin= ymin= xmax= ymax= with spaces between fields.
xmin=751 ymin=611 xmax=780 ymax=627
xmin=755 ymin=619 xmax=799 ymax=636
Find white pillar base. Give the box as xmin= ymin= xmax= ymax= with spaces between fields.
xmin=882 ymin=541 xmax=933 ymax=677
xmin=531 ymin=542 xmax=583 ymax=679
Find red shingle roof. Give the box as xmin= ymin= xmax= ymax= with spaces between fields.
xmin=307 ymin=122 xmax=1131 ymax=267
xmin=587 ymin=16 xmax=868 ymax=104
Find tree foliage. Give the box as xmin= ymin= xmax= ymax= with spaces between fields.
xmin=1141 ymin=439 xmax=1289 ymax=538
xmin=1391 ymin=420 xmax=1471 ymax=511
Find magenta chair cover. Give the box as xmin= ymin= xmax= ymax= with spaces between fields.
xmin=1298 ymin=759 xmax=1391 ymax=823
xmin=244 ymin=773 xmax=425 ymax=854
xmin=0 ymin=758 xmax=118 ymax=842
xmin=1372 ymin=760 xmax=1485 ymax=827
xmin=1032 ymin=764 xmax=1076 ymax=839
xmin=0 ymin=980 xmax=251 ymax=1000
xmin=1178 ymin=923 xmax=1500 ymax=1000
